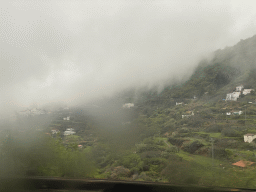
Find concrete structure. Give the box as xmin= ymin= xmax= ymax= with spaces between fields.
xmin=122 ymin=103 xmax=134 ymax=109
xmin=244 ymin=134 xmax=256 ymax=143
xmin=182 ymin=111 xmax=194 ymax=118
xmin=64 ymin=130 xmax=76 ymax=136
xmin=233 ymin=111 xmax=243 ymax=115
xmin=176 ymin=102 xmax=183 ymax=105
xmin=63 ymin=116 xmax=70 ymax=120
xmin=226 ymin=92 xmax=241 ymax=101
xmin=243 ymin=89 xmax=254 ymax=95
xmin=236 ymin=85 xmax=244 ymax=92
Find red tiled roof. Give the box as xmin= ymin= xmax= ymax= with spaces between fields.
xmin=232 ymin=160 xmax=255 ymax=168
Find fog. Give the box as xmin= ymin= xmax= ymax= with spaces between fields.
xmin=1 ymin=0 xmax=256 ymax=118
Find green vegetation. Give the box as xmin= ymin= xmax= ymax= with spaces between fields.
xmin=3 ymin=34 xmax=256 ymax=189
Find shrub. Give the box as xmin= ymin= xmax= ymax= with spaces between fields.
xmin=161 ymin=160 xmax=200 ymax=185
xmin=237 ymin=120 xmax=245 ymax=125
xmin=206 ymin=125 xmax=223 ymax=133
xmin=168 ymin=137 xmax=185 ymax=147
xmin=209 ymin=147 xmax=228 ymax=159
xmin=137 ymin=144 xmax=162 ymax=153
xmin=182 ymin=140 xmax=204 ymax=154
xmin=140 ymin=151 xmax=161 ymax=158
xmin=178 ymin=128 xmax=189 ymax=133
xmin=166 ymin=146 xmax=179 ymax=153
xmin=194 ymin=146 xmax=209 ymax=156
xmin=109 ymin=166 xmax=131 ymax=179
xmin=221 ymin=128 xmax=240 ymax=137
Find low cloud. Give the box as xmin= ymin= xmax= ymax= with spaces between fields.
xmin=1 ymin=0 xmax=256 ymax=117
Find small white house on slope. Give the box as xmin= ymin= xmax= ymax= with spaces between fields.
xmin=182 ymin=111 xmax=194 ymax=118
xmin=243 ymin=89 xmax=254 ymax=95
xmin=176 ymin=102 xmax=183 ymax=105
xmin=244 ymin=134 xmax=256 ymax=143
xmin=226 ymin=92 xmax=241 ymax=101
xmin=236 ymin=85 xmax=244 ymax=92
xmin=233 ymin=111 xmax=243 ymax=115
xmin=63 ymin=128 xmax=75 ymax=136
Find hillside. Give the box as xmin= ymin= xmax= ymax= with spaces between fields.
xmin=3 ymin=35 xmax=256 ymax=188
xmin=130 ymin=34 xmax=256 ymax=107
xmin=85 ymin=34 xmax=256 ymax=187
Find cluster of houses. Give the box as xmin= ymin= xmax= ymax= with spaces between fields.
xmin=51 ymin=128 xmax=76 ymax=136
xmin=226 ymin=85 xmax=254 ymax=101
xmin=51 ymin=129 xmax=60 ymax=135
xmin=64 ymin=128 xmax=76 ymax=136
xmin=226 ymin=111 xmax=243 ymax=116
xmin=63 ymin=116 xmax=70 ymax=120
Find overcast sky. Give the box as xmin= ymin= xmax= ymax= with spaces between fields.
xmin=1 ymin=0 xmax=256 ymax=117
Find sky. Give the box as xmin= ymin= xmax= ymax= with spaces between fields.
xmin=1 ymin=0 xmax=256 ymax=117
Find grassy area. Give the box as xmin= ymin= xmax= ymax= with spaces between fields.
xmin=208 ymin=133 xmax=222 ymax=138
xmin=177 ymin=150 xmax=222 ymax=167
xmin=192 ymin=131 xmax=222 ymax=138
xmin=154 ymin=137 xmax=168 ymax=141
xmin=83 ymin=146 xmax=92 ymax=153
xmin=176 ymin=150 xmax=256 ymax=188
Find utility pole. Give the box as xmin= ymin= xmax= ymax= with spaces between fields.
xmin=210 ymin=138 xmax=214 ymax=167
xmin=244 ymin=105 xmax=246 ymax=127
xmin=210 ymin=137 xmax=215 ymax=183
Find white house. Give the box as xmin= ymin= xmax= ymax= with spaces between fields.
xmin=243 ymin=89 xmax=254 ymax=95
xmin=51 ymin=129 xmax=60 ymax=134
xmin=176 ymin=102 xmax=183 ymax=105
xmin=122 ymin=103 xmax=134 ymax=109
xmin=233 ymin=111 xmax=243 ymax=115
xmin=182 ymin=111 xmax=194 ymax=118
xmin=226 ymin=92 xmax=241 ymax=101
xmin=236 ymin=85 xmax=244 ymax=92
xmin=64 ymin=130 xmax=76 ymax=136
xmin=226 ymin=112 xmax=231 ymax=115
xmin=244 ymin=134 xmax=256 ymax=143
xmin=63 ymin=116 xmax=70 ymax=120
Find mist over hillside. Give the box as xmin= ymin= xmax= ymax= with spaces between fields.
xmin=2 ymin=1 xmax=256 ymax=119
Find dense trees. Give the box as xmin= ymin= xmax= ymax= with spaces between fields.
xmin=0 ymin=131 xmax=96 ymax=178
